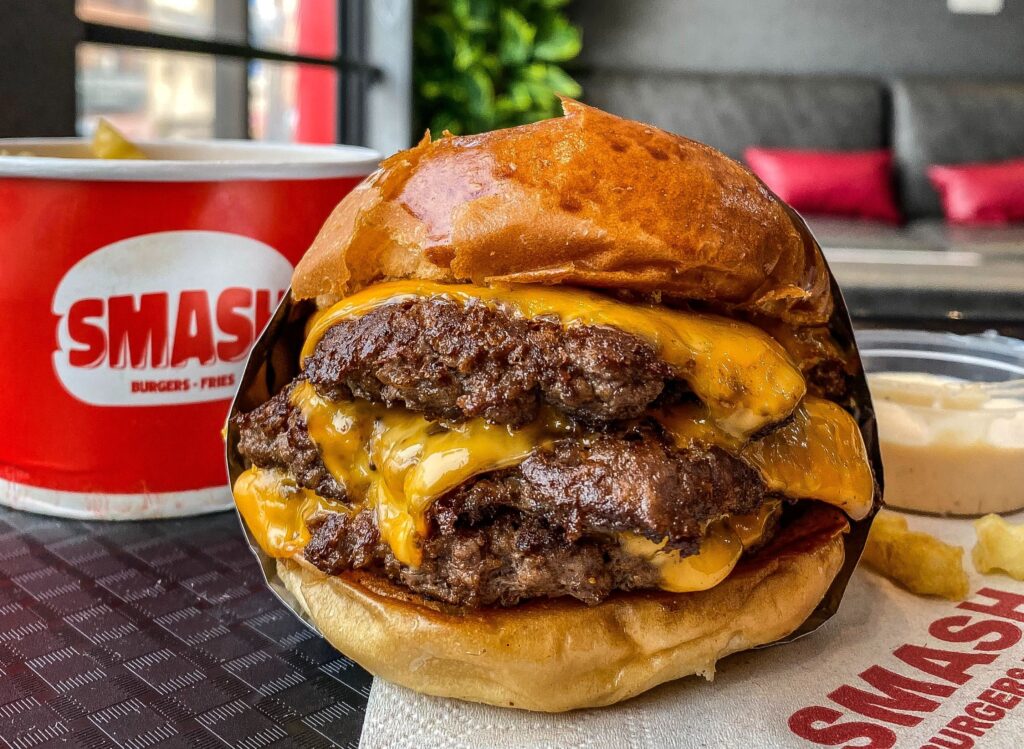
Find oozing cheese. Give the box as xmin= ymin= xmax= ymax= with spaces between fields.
xmin=231 ymin=281 xmax=872 ymax=593
xmin=235 ymin=459 xmax=782 ymax=593
xmin=657 ymin=396 xmax=874 ymax=520
xmin=233 ymin=467 xmax=345 ymax=558
xmin=301 ymin=281 xmax=806 ymax=438
xmin=290 ymin=381 xmax=576 ymax=566
xmin=618 ymin=501 xmax=781 ymax=592
xmin=236 ymin=389 xmax=869 ymax=571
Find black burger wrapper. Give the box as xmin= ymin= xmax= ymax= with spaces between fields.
xmin=224 ymin=224 xmax=885 ymax=657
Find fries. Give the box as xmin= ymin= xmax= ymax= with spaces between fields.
xmin=973 ymin=514 xmax=1024 ymax=580
xmin=91 ymin=118 xmax=146 ymax=160
xmin=861 ymin=511 xmax=969 ymax=600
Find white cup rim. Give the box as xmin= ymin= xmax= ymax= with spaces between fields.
xmin=0 ymin=137 xmax=380 ymax=181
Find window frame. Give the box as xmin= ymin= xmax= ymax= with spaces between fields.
xmin=79 ymin=0 xmax=382 ymax=145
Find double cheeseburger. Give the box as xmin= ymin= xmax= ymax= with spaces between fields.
xmin=229 ymin=101 xmax=879 ymax=712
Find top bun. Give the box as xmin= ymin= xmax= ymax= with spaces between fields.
xmin=294 ymin=100 xmax=832 ymax=325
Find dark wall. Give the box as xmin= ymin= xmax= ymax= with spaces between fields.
xmin=574 ymin=0 xmax=1024 ymax=80
xmin=0 ymin=0 xmax=79 ymax=137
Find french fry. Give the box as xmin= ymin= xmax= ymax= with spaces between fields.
xmin=861 ymin=511 xmax=969 ymax=600
xmin=973 ymin=514 xmax=1024 ymax=580
xmin=91 ymin=118 xmax=146 ymax=160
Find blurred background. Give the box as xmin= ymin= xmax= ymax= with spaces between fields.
xmin=2 ymin=0 xmax=1024 ymax=333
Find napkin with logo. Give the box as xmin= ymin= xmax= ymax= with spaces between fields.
xmin=359 ymin=511 xmax=1024 ymax=748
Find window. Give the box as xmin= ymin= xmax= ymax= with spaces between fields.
xmin=75 ymin=0 xmax=378 ymax=144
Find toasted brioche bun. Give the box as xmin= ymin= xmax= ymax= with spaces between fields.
xmin=278 ymin=505 xmax=848 ymax=712
xmin=293 ymin=99 xmax=832 ymax=325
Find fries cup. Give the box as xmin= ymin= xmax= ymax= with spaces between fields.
xmin=0 ymin=138 xmax=378 ymax=519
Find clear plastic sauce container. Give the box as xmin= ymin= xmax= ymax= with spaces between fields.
xmin=858 ymin=330 xmax=1024 ymax=515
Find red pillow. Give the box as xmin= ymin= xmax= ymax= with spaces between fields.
xmin=744 ymin=147 xmax=901 ymax=223
xmin=928 ymin=158 xmax=1024 ymax=225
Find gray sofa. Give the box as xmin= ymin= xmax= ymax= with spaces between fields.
xmin=581 ymin=72 xmax=1024 ymax=329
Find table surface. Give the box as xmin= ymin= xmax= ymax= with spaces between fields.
xmin=0 ymin=505 xmax=369 ymax=748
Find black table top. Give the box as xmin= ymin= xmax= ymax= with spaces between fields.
xmin=0 ymin=505 xmax=369 ymax=748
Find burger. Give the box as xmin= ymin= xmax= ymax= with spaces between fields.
xmin=228 ymin=100 xmax=879 ymax=712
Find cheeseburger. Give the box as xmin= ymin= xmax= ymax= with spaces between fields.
xmin=229 ymin=100 xmax=879 ymax=711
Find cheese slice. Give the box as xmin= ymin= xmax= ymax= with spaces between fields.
xmin=657 ymin=396 xmax=874 ymax=520
xmin=233 ymin=467 xmax=344 ymax=558
xmin=618 ymin=501 xmax=780 ymax=593
xmin=289 ymin=381 xmax=574 ymax=566
xmin=301 ymin=280 xmax=805 ymax=438
xmin=235 ymin=459 xmax=782 ymax=594
xmin=236 ymin=387 xmax=870 ymax=575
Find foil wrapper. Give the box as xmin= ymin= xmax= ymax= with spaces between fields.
xmin=224 ymin=229 xmax=884 ymax=661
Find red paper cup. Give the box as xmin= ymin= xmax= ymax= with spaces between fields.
xmin=0 ymin=138 xmax=378 ymax=519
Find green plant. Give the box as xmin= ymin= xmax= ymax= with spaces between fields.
xmin=414 ymin=0 xmax=583 ymax=136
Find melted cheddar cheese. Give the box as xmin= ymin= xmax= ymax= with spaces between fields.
xmin=301 ymin=281 xmax=805 ymax=438
xmin=231 ymin=281 xmax=873 ymax=595
xmin=235 ymin=389 xmax=870 ymax=570
xmin=235 ymin=459 xmax=782 ymax=593
xmin=618 ymin=501 xmax=780 ymax=592
xmin=657 ymin=396 xmax=874 ymax=520
xmin=233 ymin=467 xmax=344 ymax=558
xmin=289 ymin=381 xmax=575 ymax=566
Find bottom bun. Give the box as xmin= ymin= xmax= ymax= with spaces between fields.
xmin=278 ymin=505 xmax=848 ymax=712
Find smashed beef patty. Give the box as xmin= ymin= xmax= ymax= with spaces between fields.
xmin=302 ymin=296 xmax=679 ymax=427
xmin=235 ymin=385 xmax=769 ymax=551
xmin=234 ymin=386 xmax=774 ymax=607
xmin=304 ymin=507 xmax=664 ymax=608
xmin=302 ymin=464 xmax=776 ymax=608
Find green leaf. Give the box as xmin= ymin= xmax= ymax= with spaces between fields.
xmin=508 ymin=80 xmax=533 ymax=110
xmin=419 ymin=81 xmax=444 ymax=100
xmin=544 ymin=65 xmax=582 ymax=98
xmin=479 ymin=52 xmax=501 ymax=78
xmin=464 ymin=67 xmax=496 ymax=121
xmin=499 ymin=8 xmax=535 ymax=65
xmin=464 ymin=0 xmax=494 ymax=31
xmin=451 ymin=0 xmax=472 ymax=26
xmin=452 ymin=35 xmax=483 ymax=71
xmin=431 ymin=112 xmax=463 ymax=136
xmin=413 ymin=0 xmax=582 ymax=135
xmin=494 ymin=95 xmax=521 ymax=122
xmin=522 ymin=62 xmax=550 ymax=83
xmin=534 ymin=16 xmax=581 ymax=62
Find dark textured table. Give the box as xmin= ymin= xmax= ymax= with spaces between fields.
xmin=0 ymin=505 xmax=370 ymax=748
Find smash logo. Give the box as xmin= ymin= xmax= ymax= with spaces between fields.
xmin=789 ymin=588 xmax=1024 ymax=749
xmin=65 ymin=288 xmax=280 ymax=368
xmin=53 ymin=231 xmax=291 ymax=406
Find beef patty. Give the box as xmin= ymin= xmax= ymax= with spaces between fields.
xmin=235 ymin=385 xmax=772 ymax=607
xmin=303 ymin=296 xmax=679 ymax=427
xmin=304 ymin=507 xmax=664 ymax=608
xmin=235 ymin=383 xmax=344 ymax=500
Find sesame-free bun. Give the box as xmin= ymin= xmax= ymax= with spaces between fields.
xmin=278 ymin=505 xmax=848 ymax=712
xmin=293 ymin=100 xmax=832 ymax=325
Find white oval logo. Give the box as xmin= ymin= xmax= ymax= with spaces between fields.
xmin=52 ymin=231 xmax=291 ymax=406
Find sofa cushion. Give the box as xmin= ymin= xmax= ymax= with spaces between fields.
xmin=745 ymin=148 xmax=900 ymax=223
xmin=893 ymin=79 xmax=1024 ymax=219
xmin=579 ymin=71 xmax=886 ymax=161
xmin=928 ymin=158 xmax=1024 ymax=225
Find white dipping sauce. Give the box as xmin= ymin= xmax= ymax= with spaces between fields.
xmin=869 ymin=372 xmax=1024 ymax=515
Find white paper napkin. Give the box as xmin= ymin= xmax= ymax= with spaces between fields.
xmin=359 ymin=510 xmax=1024 ymax=748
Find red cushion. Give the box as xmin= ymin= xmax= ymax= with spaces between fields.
xmin=744 ymin=147 xmax=901 ymax=223
xmin=928 ymin=158 xmax=1024 ymax=225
